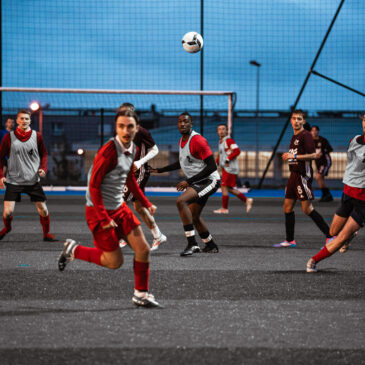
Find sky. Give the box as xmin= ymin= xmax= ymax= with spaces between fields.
xmin=2 ymin=0 xmax=364 ymax=112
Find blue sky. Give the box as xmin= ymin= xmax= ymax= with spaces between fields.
xmin=2 ymin=0 xmax=364 ymax=111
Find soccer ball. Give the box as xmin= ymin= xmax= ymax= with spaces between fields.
xmin=182 ymin=32 xmax=203 ymax=53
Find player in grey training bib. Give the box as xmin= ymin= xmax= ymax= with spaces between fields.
xmin=0 ymin=109 xmax=56 ymax=242
xmin=307 ymin=113 xmax=365 ymax=272
xmin=153 ymin=112 xmax=220 ymax=256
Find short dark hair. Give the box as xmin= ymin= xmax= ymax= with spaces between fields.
xmin=311 ymin=125 xmax=319 ymax=131
xmin=118 ymin=102 xmax=135 ymax=112
xmin=179 ymin=112 xmax=192 ymax=122
xmin=115 ymin=109 xmax=139 ymax=124
xmin=292 ymin=109 xmax=306 ymax=119
xmin=217 ymin=123 xmax=228 ymax=130
xmin=17 ymin=109 xmax=31 ymax=118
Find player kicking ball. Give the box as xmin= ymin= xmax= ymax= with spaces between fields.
xmin=307 ymin=114 xmax=365 ymax=272
xmin=213 ymin=124 xmax=253 ymax=214
xmin=0 ymin=109 xmax=56 ymax=242
xmin=58 ymin=110 xmax=161 ymax=308
xmin=152 ymin=112 xmax=220 ymax=256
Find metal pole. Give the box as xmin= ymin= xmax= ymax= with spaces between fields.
xmin=39 ymin=108 xmax=43 ymax=135
xmin=228 ymin=93 xmax=232 ymax=136
xmin=200 ymin=0 xmax=204 ymax=135
xmin=100 ymin=108 xmax=104 ymax=147
xmin=255 ymin=66 xmax=260 ymax=183
xmin=256 ymin=67 xmax=260 ymax=117
xmin=258 ymin=0 xmax=346 ymax=189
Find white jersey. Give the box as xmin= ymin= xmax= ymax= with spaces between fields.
xmin=218 ymin=136 xmax=239 ymax=175
xmin=179 ymin=131 xmax=219 ymax=182
xmin=86 ymin=138 xmax=137 ymax=210
xmin=343 ymin=135 xmax=365 ymax=188
xmin=7 ymin=130 xmax=40 ymax=185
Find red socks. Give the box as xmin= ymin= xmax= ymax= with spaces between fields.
xmin=0 ymin=216 xmax=13 ymax=239
xmin=134 ymin=260 xmax=150 ymax=291
xmin=222 ymin=196 xmax=229 ymax=209
xmin=40 ymin=215 xmax=50 ymax=237
xmin=312 ymin=246 xmax=332 ymax=263
xmin=238 ymin=193 xmax=247 ymax=203
xmin=74 ymin=245 xmax=103 ymax=266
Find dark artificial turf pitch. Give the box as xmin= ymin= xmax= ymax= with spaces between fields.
xmin=0 ymin=196 xmax=364 ymax=364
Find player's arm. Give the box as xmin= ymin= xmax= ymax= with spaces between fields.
xmin=37 ymin=132 xmax=48 ymax=177
xmin=0 ymin=134 xmax=11 ymax=187
xmin=225 ymin=138 xmax=240 ymax=162
xmin=153 ymin=161 xmax=181 ymax=173
xmin=283 ymin=134 xmax=318 ymax=161
xmin=186 ymin=155 xmax=217 ymax=184
xmin=133 ymin=144 xmax=159 ymax=171
xmin=89 ymin=143 xmax=117 ymax=226
xmin=125 ymin=170 xmax=155 ymax=215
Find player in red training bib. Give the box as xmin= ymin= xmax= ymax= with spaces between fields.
xmin=58 ymin=110 xmax=161 ymax=308
xmin=306 ymin=114 xmax=365 ymax=272
xmin=0 ymin=109 xmax=56 ymax=242
xmin=213 ymin=124 xmax=253 ymax=214
xmin=118 ymin=103 xmax=166 ymax=251
xmin=153 ymin=112 xmax=220 ymax=256
xmin=311 ymin=125 xmax=334 ymax=202
xmin=273 ymin=110 xmax=333 ymax=248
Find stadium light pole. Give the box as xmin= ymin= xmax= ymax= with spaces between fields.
xmin=29 ymin=101 xmax=43 ymax=134
xmin=250 ymin=60 xmax=261 ymax=183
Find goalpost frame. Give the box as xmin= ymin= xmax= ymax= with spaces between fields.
xmin=0 ymin=87 xmax=236 ymax=137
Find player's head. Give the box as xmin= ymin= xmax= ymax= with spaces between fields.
xmin=5 ymin=118 xmax=15 ymax=131
xmin=217 ymin=124 xmax=228 ymax=138
xmin=178 ymin=112 xmax=193 ymax=136
xmin=16 ymin=109 xmax=31 ymax=131
xmin=311 ymin=125 xmax=319 ymax=139
xmin=290 ymin=110 xmax=305 ymax=132
xmin=114 ymin=109 xmax=139 ymax=147
xmin=118 ymin=102 xmax=135 ymax=112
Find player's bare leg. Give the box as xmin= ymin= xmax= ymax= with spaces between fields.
xmin=0 ymin=201 xmax=15 ymax=240
xmin=228 ymin=187 xmax=253 ymax=213
xmin=176 ymin=187 xmax=201 ymax=256
xmin=307 ymin=217 xmax=361 ymax=272
xmin=133 ymin=200 xmax=166 ymax=251
xmin=35 ymin=201 xmax=57 ymax=241
xmin=190 ymin=202 xmax=218 ymax=253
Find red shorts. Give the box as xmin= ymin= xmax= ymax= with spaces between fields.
xmin=221 ymin=169 xmax=237 ymax=188
xmin=285 ymin=173 xmax=314 ymax=201
xmin=85 ymin=203 xmax=140 ymax=252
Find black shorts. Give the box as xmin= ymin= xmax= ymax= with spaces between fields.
xmin=191 ymin=178 xmax=221 ymax=207
xmin=336 ymin=193 xmax=365 ymax=227
xmin=123 ymin=172 xmax=150 ymax=203
xmin=4 ymin=182 xmax=47 ymax=203
xmin=316 ymin=163 xmax=331 ymax=176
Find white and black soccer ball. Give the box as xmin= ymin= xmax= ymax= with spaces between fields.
xmin=182 ymin=32 xmax=203 ymax=53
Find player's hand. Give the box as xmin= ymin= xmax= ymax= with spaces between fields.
xmin=148 ymin=204 xmax=157 ymax=215
xmin=176 ymin=181 xmax=189 ymax=191
xmin=102 ymin=219 xmax=118 ymax=230
xmin=0 ymin=177 xmax=6 ymax=189
xmin=314 ymin=151 xmax=322 ymax=159
xmin=149 ymin=167 xmax=159 ymax=174
xmin=282 ymin=153 xmax=293 ymax=161
xmin=132 ymin=162 xmax=138 ymax=173
xmin=38 ymin=169 xmax=46 ymax=177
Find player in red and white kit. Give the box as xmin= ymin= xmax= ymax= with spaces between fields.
xmin=118 ymin=103 xmax=166 ymax=251
xmin=306 ymin=114 xmax=365 ymax=272
xmin=0 ymin=110 xmax=56 ymax=242
xmin=274 ymin=110 xmax=332 ymax=248
xmin=58 ymin=110 xmax=161 ymax=308
xmin=311 ymin=125 xmax=334 ymax=202
xmin=153 ymin=112 xmax=220 ymax=256
xmin=213 ymin=124 xmax=253 ymax=214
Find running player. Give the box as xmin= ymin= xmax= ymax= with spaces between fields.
xmin=306 ymin=114 xmax=365 ymax=272
xmin=274 ymin=110 xmax=332 ymax=248
xmin=311 ymin=125 xmax=334 ymax=202
xmin=0 ymin=109 xmax=56 ymax=242
xmin=58 ymin=109 xmax=161 ymax=307
xmin=152 ymin=112 xmax=220 ymax=256
xmin=118 ymin=103 xmax=166 ymax=251
xmin=213 ymin=124 xmax=253 ymax=214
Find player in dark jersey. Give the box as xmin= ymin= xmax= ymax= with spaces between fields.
xmin=0 ymin=110 xmax=56 ymax=242
xmin=274 ymin=110 xmax=332 ymax=248
xmin=307 ymin=114 xmax=365 ymax=272
xmin=118 ymin=103 xmax=166 ymax=251
xmin=152 ymin=112 xmax=220 ymax=256
xmin=311 ymin=125 xmax=334 ymax=202
xmin=58 ymin=110 xmax=161 ymax=307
